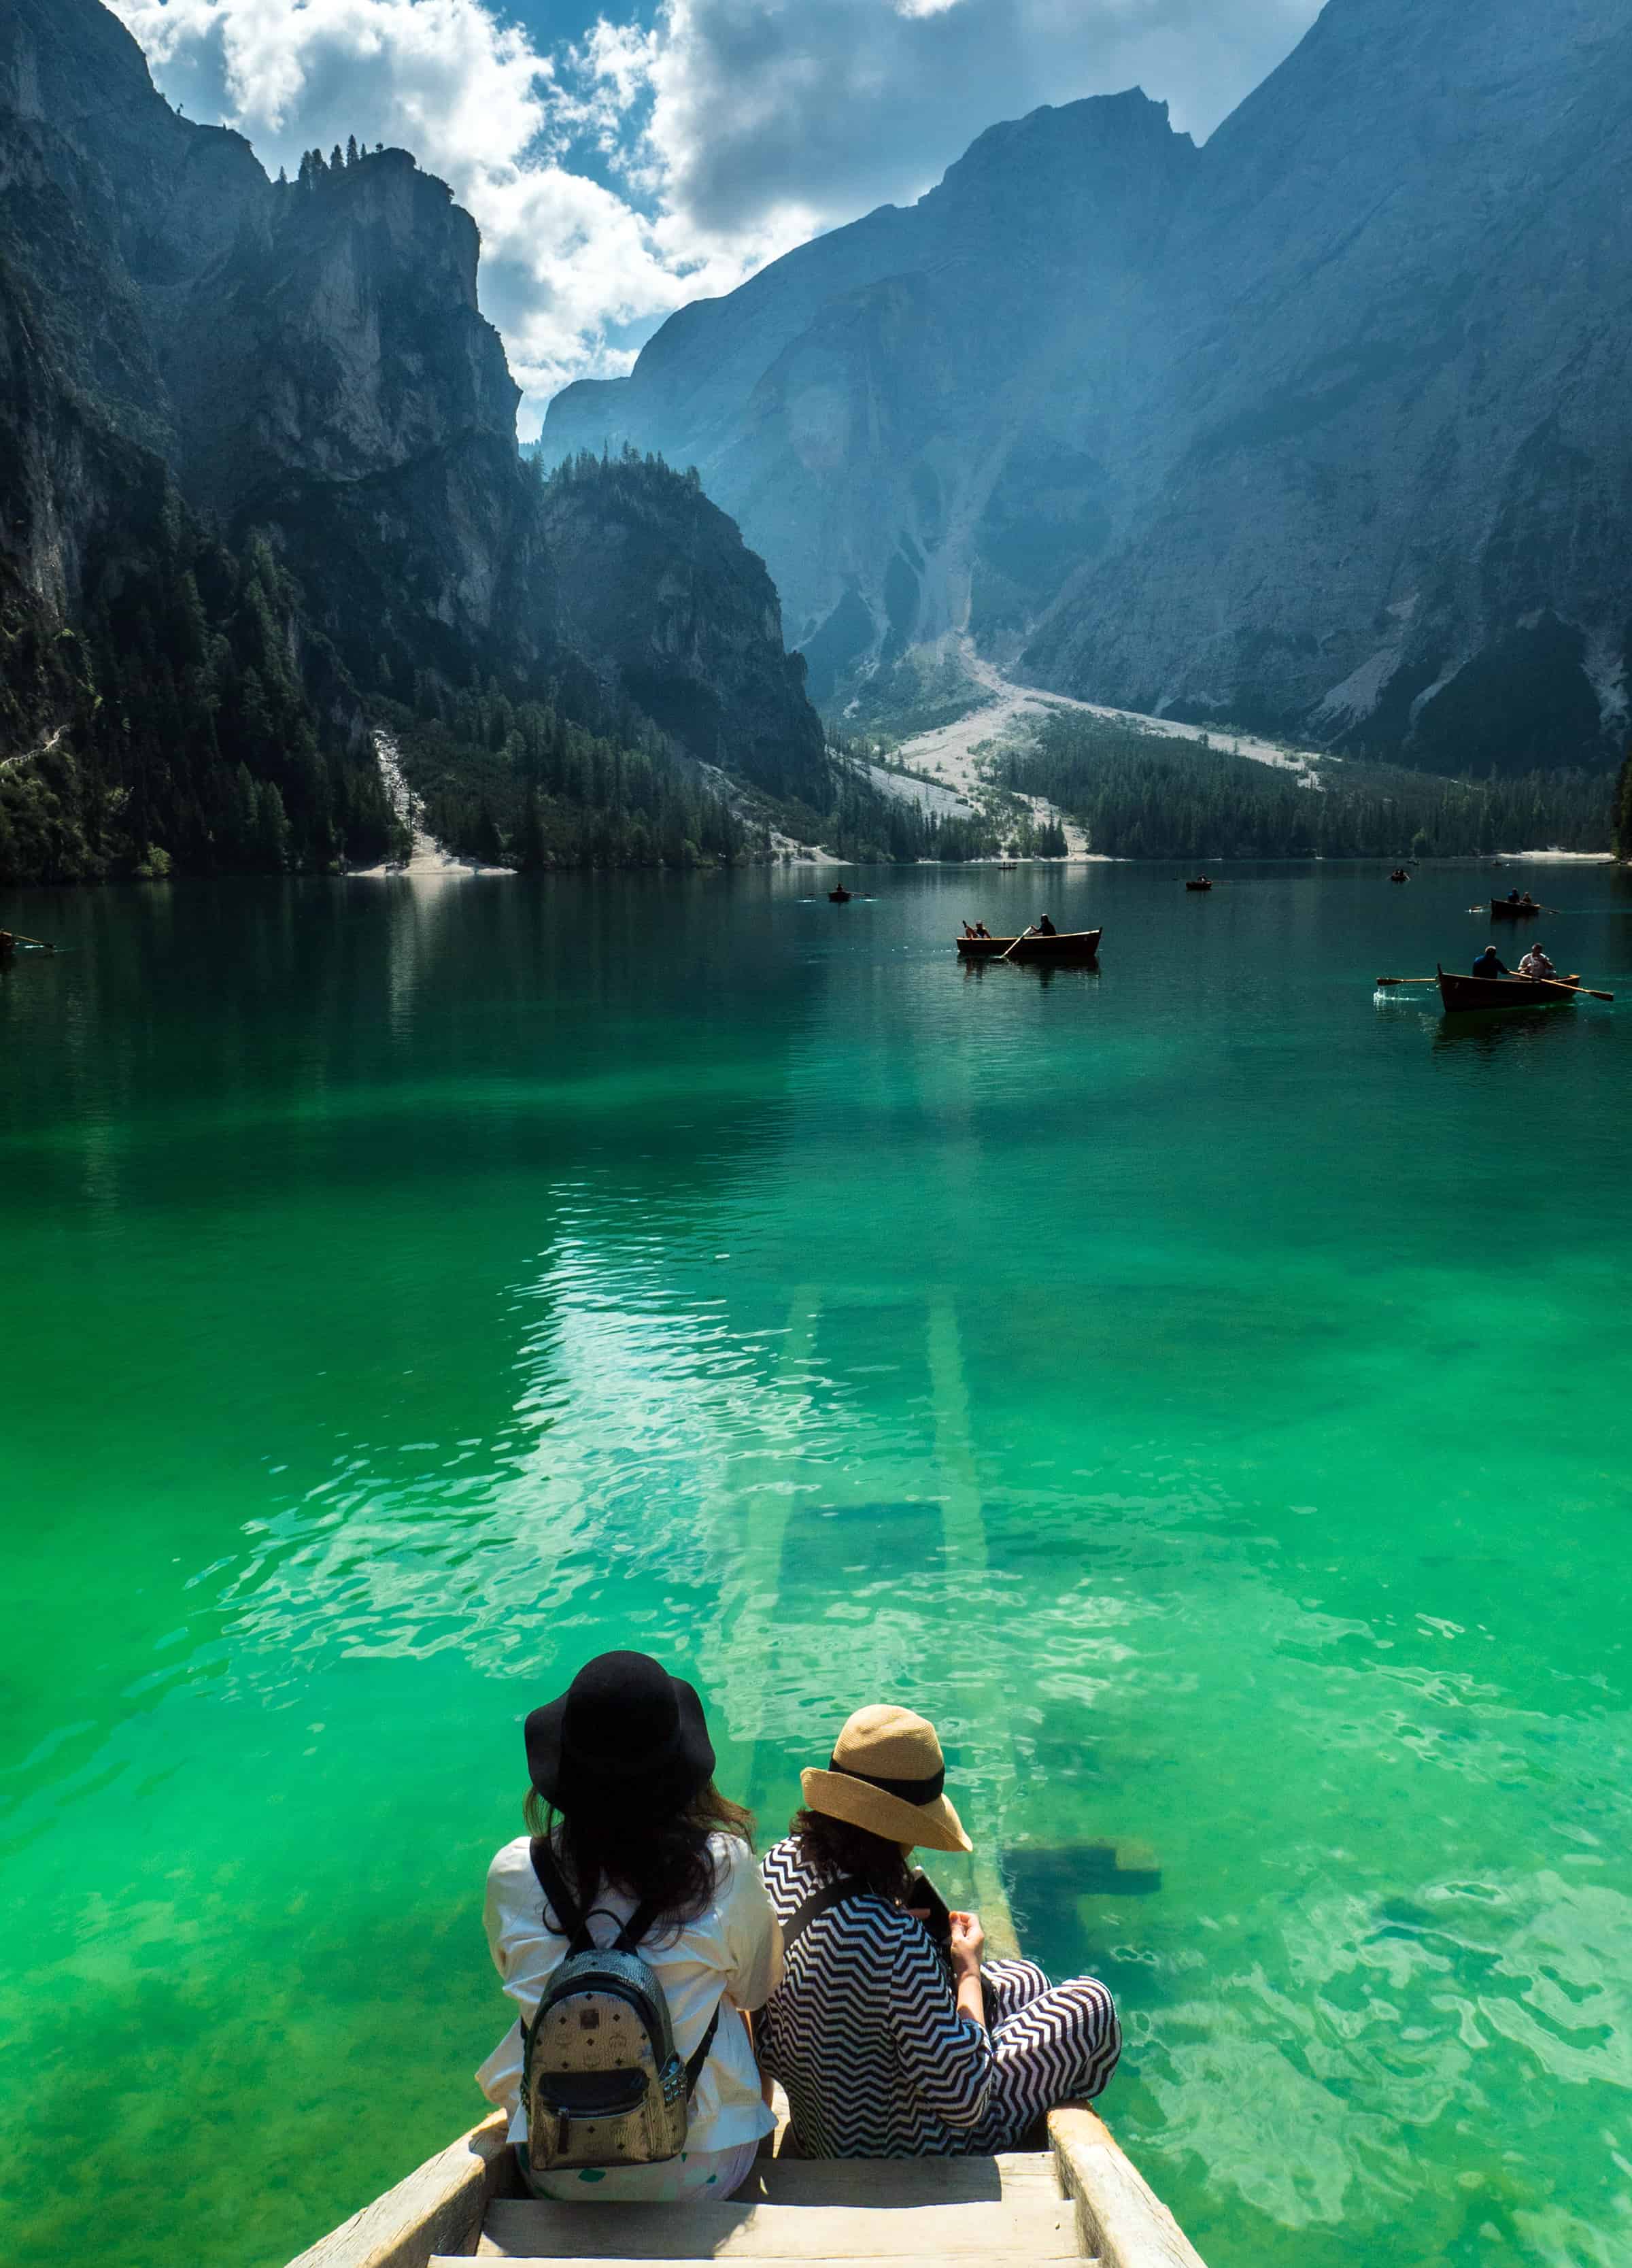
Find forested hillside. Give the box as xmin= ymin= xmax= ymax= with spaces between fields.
xmin=0 ymin=0 xmax=832 ymax=884
xmin=1010 ymin=715 xmax=1616 ymax=860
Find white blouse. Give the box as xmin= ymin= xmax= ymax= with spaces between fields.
xmin=476 ymin=1831 xmax=783 ymax=2156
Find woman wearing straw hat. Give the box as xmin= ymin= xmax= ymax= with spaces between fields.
xmin=758 ymin=1705 xmax=1120 ymax=2157
xmin=476 ymin=1651 xmax=783 ymax=2200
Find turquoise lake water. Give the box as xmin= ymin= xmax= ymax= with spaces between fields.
xmin=3 ymin=862 xmax=1631 ymax=2268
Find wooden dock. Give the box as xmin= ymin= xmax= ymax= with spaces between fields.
xmin=288 ymin=2089 xmax=1206 ymax=2268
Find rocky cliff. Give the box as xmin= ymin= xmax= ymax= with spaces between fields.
xmin=543 ymin=0 xmax=1632 ymax=766
xmin=0 ymin=0 xmax=827 ymax=879
xmin=539 ymin=452 xmax=825 ymax=802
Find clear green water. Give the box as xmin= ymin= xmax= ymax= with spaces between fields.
xmin=3 ymin=864 xmax=1631 ymax=2268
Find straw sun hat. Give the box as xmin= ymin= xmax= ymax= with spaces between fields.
xmin=800 ymin=1704 xmax=972 ymax=1854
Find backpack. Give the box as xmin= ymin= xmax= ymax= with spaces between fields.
xmin=521 ymin=1839 xmax=721 ymax=2175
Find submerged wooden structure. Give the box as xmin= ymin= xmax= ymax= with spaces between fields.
xmin=287 ymin=2085 xmax=1207 ymax=2268
xmin=956 ymin=928 xmax=1102 ymax=962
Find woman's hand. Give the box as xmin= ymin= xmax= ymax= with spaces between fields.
xmin=948 ymin=1911 xmax=985 ymax=1974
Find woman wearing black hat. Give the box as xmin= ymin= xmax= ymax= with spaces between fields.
xmin=758 ymin=1704 xmax=1120 ymax=2157
xmin=476 ymin=1652 xmax=782 ymax=2200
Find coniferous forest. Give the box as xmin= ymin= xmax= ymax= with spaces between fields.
xmin=1010 ymin=713 xmax=1616 ymax=861
xmin=0 ymin=505 xmax=398 ymax=885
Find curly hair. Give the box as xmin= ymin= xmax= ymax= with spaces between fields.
xmin=525 ymin=1780 xmax=755 ymax=1938
xmin=787 ymin=1806 xmax=911 ymax=1901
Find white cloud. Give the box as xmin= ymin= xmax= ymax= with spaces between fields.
xmin=109 ymin=0 xmax=1320 ymax=430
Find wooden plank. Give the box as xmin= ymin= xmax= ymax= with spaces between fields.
xmin=286 ymin=2112 xmax=514 ymax=2268
xmin=1049 ymin=2105 xmax=1207 ymax=2268
xmin=745 ymin=2154 xmax=1059 ymax=2207
xmin=479 ymin=2195 xmax=1078 ymax=2259
xmin=448 ymin=2256 xmax=1068 ymax=2267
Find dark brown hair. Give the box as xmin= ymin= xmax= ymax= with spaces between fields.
xmin=525 ymin=1779 xmax=754 ymax=1938
xmin=789 ymin=1806 xmax=911 ymax=1901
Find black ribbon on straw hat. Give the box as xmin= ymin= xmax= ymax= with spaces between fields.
xmin=828 ymin=1755 xmax=946 ymax=1804
xmin=801 ymin=1704 xmax=971 ymax=1853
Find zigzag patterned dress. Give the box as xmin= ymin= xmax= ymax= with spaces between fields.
xmin=758 ymin=1838 xmax=1120 ymax=2157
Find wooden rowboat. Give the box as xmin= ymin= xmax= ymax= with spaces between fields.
xmin=1183 ymin=880 xmax=1212 ymax=892
xmin=956 ymin=928 xmax=1102 ymax=962
xmin=1437 ymin=964 xmax=1580 ymax=1011
xmin=828 ymin=888 xmax=853 ymax=903
xmin=1489 ymin=897 xmax=1540 ymax=919
xmin=286 ymin=2084 xmax=1205 ymax=2268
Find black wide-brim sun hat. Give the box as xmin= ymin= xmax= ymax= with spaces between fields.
xmin=526 ymin=1650 xmax=715 ymax=1820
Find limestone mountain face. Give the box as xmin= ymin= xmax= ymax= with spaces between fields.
xmin=543 ymin=0 xmax=1632 ymax=764
xmin=545 ymin=92 xmax=1198 ymax=696
xmin=1028 ymin=0 xmax=1632 ymax=764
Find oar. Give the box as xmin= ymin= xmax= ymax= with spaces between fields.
xmin=4 ymin=930 xmax=56 ymax=951
xmin=1477 ymin=971 xmax=1614 ymax=1002
xmin=998 ymin=924 xmax=1037 ymax=964
xmin=1375 ymin=976 xmax=1438 ymax=986
xmin=1540 ymin=977 xmax=1614 ymax=1002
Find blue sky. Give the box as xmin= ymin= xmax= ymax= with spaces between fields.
xmin=111 ymin=0 xmax=1322 ymax=433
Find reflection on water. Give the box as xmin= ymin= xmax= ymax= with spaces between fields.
xmin=2 ymin=862 xmax=1631 ymax=2268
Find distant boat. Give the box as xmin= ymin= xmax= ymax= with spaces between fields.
xmin=1390 ymin=869 xmax=1410 ymax=883
xmin=1184 ymin=878 xmax=1212 ymax=892
xmin=828 ymin=886 xmax=853 ymax=902
xmin=957 ymin=928 xmax=1102 ymax=962
xmin=1489 ymin=896 xmax=1540 ymax=918
xmin=1437 ymin=964 xmax=1578 ymax=1011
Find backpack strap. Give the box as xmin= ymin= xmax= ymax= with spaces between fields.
xmin=683 ymin=2002 xmax=721 ymax=2097
xmin=529 ymin=1837 xmax=596 ymax=1957
xmin=613 ymin=1896 xmax=721 ymax=2100
xmin=781 ymin=1873 xmax=872 ymax=1953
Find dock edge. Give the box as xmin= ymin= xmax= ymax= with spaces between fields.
xmin=284 ymin=2111 xmax=513 ymax=2268
xmin=1049 ymin=2103 xmax=1209 ymax=2268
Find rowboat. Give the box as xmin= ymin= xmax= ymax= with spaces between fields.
xmin=829 ymin=887 xmax=853 ymax=902
xmin=1437 ymin=964 xmax=1580 ymax=1011
xmin=1389 ymin=870 xmax=1410 ymax=883
xmin=1489 ymin=897 xmax=1540 ymax=919
xmin=1184 ymin=880 xmax=1212 ymax=892
xmin=956 ymin=928 xmax=1102 ymax=961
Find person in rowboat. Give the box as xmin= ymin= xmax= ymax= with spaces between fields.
xmin=476 ymin=1653 xmax=781 ymax=2201
xmin=1036 ymin=913 xmax=1057 ymax=936
xmin=1473 ymin=945 xmax=1511 ymax=979
xmin=1518 ymin=942 xmax=1557 ymax=981
xmin=757 ymin=1706 xmax=1120 ymax=2158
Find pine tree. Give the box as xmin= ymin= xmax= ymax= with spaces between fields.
xmin=517 ymin=788 xmax=547 ymax=871
xmin=346 ymin=134 xmax=359 ymax=167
